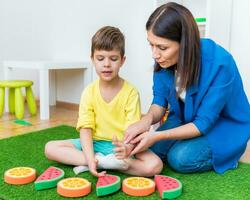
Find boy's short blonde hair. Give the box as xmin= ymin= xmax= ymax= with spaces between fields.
xmin=91 ymin=26 xmax=125 ymax=57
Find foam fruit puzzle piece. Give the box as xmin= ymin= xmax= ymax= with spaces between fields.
xmin=122 ymin=177 xmax=155 ymax=196
xmin=34 ymin=166 xmax=65 ymax=190
xmin=96 ymin=174 xmax=121 ymax=196
xmin=154 ymin=175 xmax=182 ymax=199
xmin=57 ymin=177 xmax=91 ymax=198
xmin=4 ymin=167 xmax=36 ymax=185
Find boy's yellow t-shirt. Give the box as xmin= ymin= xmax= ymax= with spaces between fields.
xmin=76 ymin=79 xmax=141 ymax=141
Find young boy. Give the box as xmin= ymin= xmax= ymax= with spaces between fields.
xmin=45 ymin=26 xmax=163 ymax=177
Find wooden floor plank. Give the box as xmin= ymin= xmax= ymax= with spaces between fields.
xmin=0 ymin=106 xmax=78 ymax=138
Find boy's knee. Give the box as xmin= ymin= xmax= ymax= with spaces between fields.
xmin=144 ymin=158 xmax=163 ymax=176
xmin=44 ymin=141 xmax=55 ymax=159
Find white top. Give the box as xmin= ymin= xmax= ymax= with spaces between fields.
xmin=178 ymin=90 xmax=186 ymax=102
xmin=175 ymin=72 xmax=186 ymax=102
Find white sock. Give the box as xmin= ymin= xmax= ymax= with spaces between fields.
xmin=72 ymin=153 xmax=105 ymax=175
xmin=73 ymin=165 xmax=89 ymax=175
xmin=73 ymin=153 xmax=129 ymax=175
xmin=96 ymin=153 xmax=129 ymax=170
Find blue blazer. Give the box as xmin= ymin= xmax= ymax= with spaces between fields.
xmin=152 ymin=38 xmax=250 ymax=173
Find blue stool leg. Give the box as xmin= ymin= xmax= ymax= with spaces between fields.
xmin=0 ymin=87 xmax=5 ymax=117
xmin=8 ymin=88 xmax=15 ymax=114
xmin=26 ymin=86 xmax=37 ymax=115
xmin=15 ymin=88 xmax=24 ymax=119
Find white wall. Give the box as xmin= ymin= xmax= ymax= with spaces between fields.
xmin=206 ymin=0 xmax=233 ymax=50
xmin=0 ymin=0 xmax=52 ymax=97
xmin=50 ymin=0 xmax=154 ymax=109
xmin=206 ymin=0 xmax=250 ymax=100
xmin=0 ymin=0 xmax=5 ymax=79
xmin=0 ymin=0 xmax=154 ymax=112
xmin=230 ymin=0 xmax=250 ymax=100
xmin=2 ymin=0 xmax=248 ymax=112
xmin=1 ymin=0 xmax=52 ymax=60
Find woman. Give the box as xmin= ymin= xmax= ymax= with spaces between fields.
xmin=124 ymin=2 xmax=250 ymax=174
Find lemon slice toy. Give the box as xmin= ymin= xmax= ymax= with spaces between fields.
xmin=57 ymin=177 xmax=91 ymax=197
xmin=122 ymin=177 xmax=155 ymax=196
xmin=4 ymin=167 xmax=36 ymax=185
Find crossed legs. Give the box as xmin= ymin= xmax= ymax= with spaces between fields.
xmin=45 ymin=140 xmax=163 ymax=177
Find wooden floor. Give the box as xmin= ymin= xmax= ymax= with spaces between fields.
xmin=0 ymin=106 xmax=249 ymax=163
xmin=0 ymin=106 xmax=78 ymax=139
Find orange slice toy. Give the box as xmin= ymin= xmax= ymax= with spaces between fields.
xmin=122 ymin=177 xmax=155 ymax=196
xmin=4 ymin=167 xmax=36 ymax=185
xmin=57 ymin=177 xmax=91 ymax=197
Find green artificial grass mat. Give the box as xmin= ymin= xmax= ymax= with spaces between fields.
xmin=0 ymin=125 xmax=250 ymax=200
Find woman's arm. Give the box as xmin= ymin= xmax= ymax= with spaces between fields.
xmin=124 ymin=104 xmax=166 ymax=143
xmin=154 ymin=122 xmax=200 ymax=141
xmin=80 ymin=128 xmax=106 ymax=177
xmin=130 ymin=122 xmax=201 ymax=155
xmin=144 ymin=104 xmax=167 ymax=125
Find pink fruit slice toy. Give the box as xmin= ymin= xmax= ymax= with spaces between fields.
xmin=96 ymin=174 xmax=121 ymax=196
xmin=154 ymin=175 xmax=182 ymax=199
xmin=34 ymin=166 xmax=64 ymax=190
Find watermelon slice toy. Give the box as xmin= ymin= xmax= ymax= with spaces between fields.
xmin=4 ymin=167 xmax=36 ymax=185
xmin=154 ymin=175 xmax=182 ymax=199
xmin=34 ymin=166 xmax=64 ymax=190
xmin=96 ymin=174 xmax=121 ymax=196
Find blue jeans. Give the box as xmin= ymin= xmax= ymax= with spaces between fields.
xmin=150 ymin=115 xmax=213 ymax=173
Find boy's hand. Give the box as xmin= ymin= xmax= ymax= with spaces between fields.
xmin=112 ymin=135 xmax=135 ymax=159
xmin=88 ymin=159 xmax=106 ymax=177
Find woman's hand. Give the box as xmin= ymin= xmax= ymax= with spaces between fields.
xmin=88 ymin=159 xmax=106 ymax=177
xmin=129 ymin=131 xmax=157 ymax=156
xmin=124 ymin=118 xmax=152 ymax=144
xmin=113 ymin=141 xmax=135 ymax=160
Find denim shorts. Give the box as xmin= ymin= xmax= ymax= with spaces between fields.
xmin=69 ymin=138 xmax=115 ymax=156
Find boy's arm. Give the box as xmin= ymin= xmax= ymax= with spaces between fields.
xmin=124 ymin=89 xmax=141 ymax=130
xmin=80 ymin=128 xmax=106 ymax=177
xmin=113 ymin=88 xmax=141 ymax=159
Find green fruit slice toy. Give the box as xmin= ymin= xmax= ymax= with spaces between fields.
xmin=96 ymin=174 xmax=121 ymax=196
xmin=34 ymin=166 xmax=64 ymax=190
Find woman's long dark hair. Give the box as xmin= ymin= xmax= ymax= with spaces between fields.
xmin=146 ymin=2 xmax=200 ymax=95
